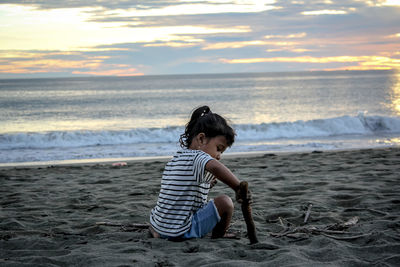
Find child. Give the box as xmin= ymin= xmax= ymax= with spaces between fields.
xmin=149 ymin=106 xmax=250 ymax=240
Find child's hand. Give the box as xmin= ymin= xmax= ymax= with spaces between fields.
xmin=235 ymin=187 xmax=253 ymax=204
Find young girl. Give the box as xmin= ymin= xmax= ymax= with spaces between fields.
xmin=149 ymin=106 xmax=250 ymax=240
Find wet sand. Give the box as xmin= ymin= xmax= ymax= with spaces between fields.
xmin=1 ymin=147 xmax=400 ymax=266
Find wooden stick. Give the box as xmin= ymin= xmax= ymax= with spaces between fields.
xmin=240 ymin=181 xmax=258 ymax=244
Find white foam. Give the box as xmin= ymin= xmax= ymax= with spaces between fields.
xmin=1 ymin=113 xmax=400 ymax=163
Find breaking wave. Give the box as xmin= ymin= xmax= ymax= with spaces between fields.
xmin=2 ymin=113 xmax=400 ymax=150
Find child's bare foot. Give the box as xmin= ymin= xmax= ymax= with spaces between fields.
xmin=212 ymin=230 xmax=241 ymax=239
xmin=149 ymin=226 xmax=160 ymax=238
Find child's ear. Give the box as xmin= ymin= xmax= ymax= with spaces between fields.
xmin=197 ymin=133 xmax=206 ymax=144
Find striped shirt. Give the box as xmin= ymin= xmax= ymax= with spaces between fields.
xmin=149 ymin=149 xmax=215 ymax=237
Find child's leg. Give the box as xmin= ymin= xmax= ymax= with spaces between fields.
xmin=212 ymin=194 xmax=234 ymax=238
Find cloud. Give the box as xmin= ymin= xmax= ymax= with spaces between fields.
xmin=264 ymin=33 xmax=307 ymax=39
xmin=143 ymin=40 xmax=203 ymax=48
xmin=203 ymin=40 xmax=303 ymax=50
xmin=220 ymin=55 xmax=400 ymax=70
xmin=0 ymin=4 xmax=252 ymax=51
xmin=0 ymin=1 xmax=171 ymax=10
xmin=202 ymin=32 xmax=307 ymax=50
xmin=72 ymin=67 xmax=143 ymax=76
xmin=96 ymin=1 xmax=277 ymax=17
xmin=364 ymin=0 xmax=400 ymax=7
xmin=0 ymin=50 xmax=144 ymax=76
xmin=0 ymin=0 xmax=400 ymax=77
xmin=221 ymin=55 xmax=363 ymax=63
xmin=301 ymin=9 xmax=348 ymax=15
xmin=386 ymin=33 xmax=400 ymax=38
xmin=0 ymin=0 xmax=278 ymax=11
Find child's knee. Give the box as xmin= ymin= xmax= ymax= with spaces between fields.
xmin=214 ymin=195 xmax=234 ymax=215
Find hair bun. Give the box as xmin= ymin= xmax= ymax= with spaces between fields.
xmin=192 ymin=105 xmax=210 ymax=120
xmin=200 ymin=107 xmax=212 ymax=117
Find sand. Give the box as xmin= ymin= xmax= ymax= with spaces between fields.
xmin=1 ymin=147 xmax=400 ymax=266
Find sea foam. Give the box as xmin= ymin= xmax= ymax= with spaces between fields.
xmin=2 ymin=114 xmax=400 ymax=150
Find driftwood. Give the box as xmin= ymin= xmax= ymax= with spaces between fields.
xmin=270 ymin=215 xmax=366 ymax=240
xmin=325 ymin=216 xmax=359 ymax=231
xmin=240 ymin=181 xmax=259 ymax=244
xmin=96 ymin=222 xmax=150 ymax=232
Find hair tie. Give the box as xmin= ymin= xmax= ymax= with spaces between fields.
xmin=200 ymin=109 xmax=212 ymax=117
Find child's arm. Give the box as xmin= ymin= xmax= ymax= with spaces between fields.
xmin=205 ymin=159 xmax=240 ymax=191
xmin=206 ymin=159 xmax=252 ymax=203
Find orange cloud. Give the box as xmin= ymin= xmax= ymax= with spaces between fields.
xmin=322 ymin=65 xmax=392 ymax=71
xmin=203 ymin=40 xmax=302 ymax=50
xmin=0 ymin=58 xmax=103 ymax=73
xmin=220 ymin=55 xmax=400 ymax=70
xmin=143 ymin=36 xmax=204 ymax=48
xmin=144 ymin=42 xmax=198 ymax=48
xmin=221 ymin=55 xmax=360 ymax=63
xmin=202 ymin=33 xmax=307 ymax=50
xmin=386 ymin=33 xmax=400 ymax=38
xmin=72 ymin=68 xmax=143 ymax=76
xmin=266 ymin=48 xmax=311 ymax=53
xmin=0 ymin=52 xmax=143 ymax=76
xmin=202 ymin=40 xmax=270 ymax=50
xmin=264 ymin=33 xmax=307 ymax=39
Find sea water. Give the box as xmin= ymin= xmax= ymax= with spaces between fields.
xmin=1 ymin=70 xmax=400 ymax=164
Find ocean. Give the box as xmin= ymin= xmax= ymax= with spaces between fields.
xmin=1 ymin=70 xmax=400 ymax=165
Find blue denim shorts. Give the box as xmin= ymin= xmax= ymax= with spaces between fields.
xmin=183 ymin=199 xmax=221 ymax=239
xmin=161 ymin=200 xmax=221 ymax=240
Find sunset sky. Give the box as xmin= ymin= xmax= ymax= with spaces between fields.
xmin=0 ymin=0 xmax=399 ymax=78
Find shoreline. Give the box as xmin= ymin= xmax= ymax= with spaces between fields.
xmin=0 ymin=151 xmax=275 ymax=168
xmin=1 ymin=145 xmax=398 ymax=168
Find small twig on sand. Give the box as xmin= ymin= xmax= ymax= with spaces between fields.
xmin=321 ymin=233 xmax=371 ymax=240
xmin=278 ymin=217 xmax=286 ymax=229
xmin=303 ymin=204 xmax=313 ymax=224
xmin=96 ymin=222 xmax=150 ymax=232
xmin=313 ymin=229 xmax=364 ymax=235
xmin=96 ymin=222 xmax=149 ymax=228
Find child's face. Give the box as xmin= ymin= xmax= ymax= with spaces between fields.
xmin=200 ymin=135 xmax=228 ymax=160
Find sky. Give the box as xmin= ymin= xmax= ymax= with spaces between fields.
xmin=0 ymin=0 xmax=399 ymax=78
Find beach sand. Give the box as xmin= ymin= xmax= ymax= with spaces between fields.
xmin=1 ymin=147 xmax=400 ymax=266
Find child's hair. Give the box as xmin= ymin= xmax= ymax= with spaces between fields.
xmin=179 ymin=105 xmax=236 ymax=148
